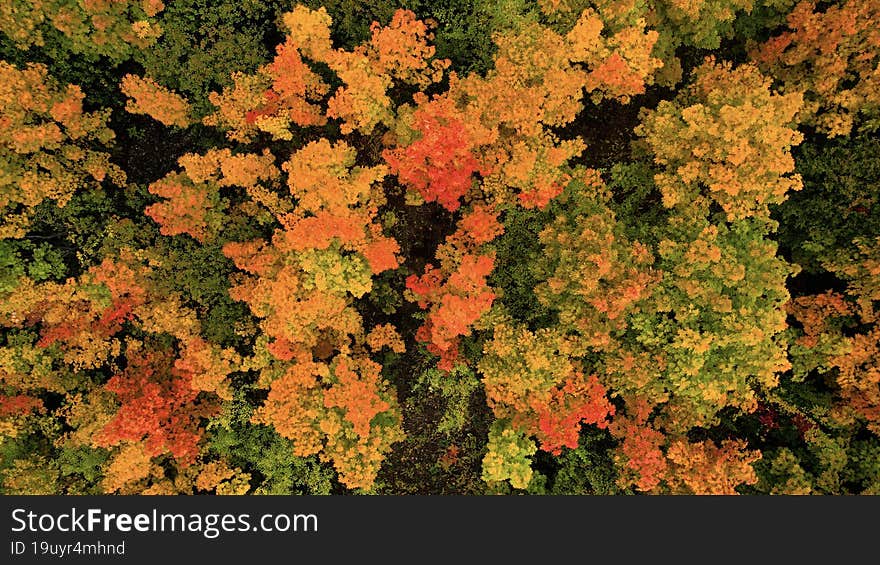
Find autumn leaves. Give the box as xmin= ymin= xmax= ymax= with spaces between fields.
xmin=2 ymin=0 xmax=879 ymax=494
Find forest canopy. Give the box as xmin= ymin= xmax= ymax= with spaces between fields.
xmin=1 ymin=0 xmax=879 ymax=495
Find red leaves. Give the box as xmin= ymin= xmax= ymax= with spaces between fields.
xmin=97 ymin=349 xmax=219 ymax=464
xmin=0 ymin=395 xmax=44 ymax=418
xmin=384 ymin=98 xmax=481 ymax=211
xmin=534 ymin=374 xmax=615 ymax=455
xmin=405 ymin=203 xmax=503 ymax=371
xmin=407 ymin=254 xmax=496 ymax=370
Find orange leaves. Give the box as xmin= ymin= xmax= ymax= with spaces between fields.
xmin=535 ymin=192 xmax=658 ymax=349
xmin=204 ymin=73 xmax=274 ymax=142
xmin=206 ymin=7 xmax=448 ymax=139
xmin=567 ymin=8 xmax=663 ymax=103
xmin=252 ymin=354 xmax=403 ymax=490
xmin=265 ymin=38 xmax=329 ymax=127
xmin=145 ymin=173 xmax=220 ymax=242
xmin=458 ymin=205 xmax=504 ymax=244
xmin=174 ymin=336 xmax=239 ymax=400
xmin=319 ymin=9 xmax=449 ymax=134
xmin=408 ymin=263 xmax=492 ymax=363
xmin=0 ymin=394 xmax=44 ymax=418
xmin=367 ymin=9 xmax=449 ymax=87
xmin=221 ymin=139 xmax=396 ymax=358
xmin=204 ymin=36 xmax=327 ymax=142
xmin=361 ymin=235 xmax=400 ymax=275
xmin=665 ymin=439 xmax=760 ymax=495
xmin=788 ymin=244 xmax=880 ymax=434
xmin=787 ymin=292 xmax=852 ymax=348
xmin=611 ymin=399 xmax=761 ymax=493
xmin=209 ymin=134 xmax=404 ymax=490
xmin=366 ymin=324 xmax=405 ymax=354
xmin=146 ymin=148 xmax=280 ymax=241
xmin=253 ymin=361 xmax=327 ymax=456
xmin=535 ymin=373 xmax=615 ymax=455
xmin=407 ymin=253 xmax=496 ymax=371
xmin=284 ymin=139 xmax=386 ymax=215
xmin=750 ymin=0 xmax=880 ymax=136
xmin=610 ymin=398 xmax=668 ymax=492
xmin=282 ymin=212 xmax=366 ymax=252
xmin=323 ymin=356 xmax=390 ymax=438
xmin=120 ymin=74 xmax=191 ymax=127
xmin=404 ymin=203 xmax=505 ymax=372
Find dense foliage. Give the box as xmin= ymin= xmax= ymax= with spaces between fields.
xmin=1 ymin=0 xmax=878 ymax=495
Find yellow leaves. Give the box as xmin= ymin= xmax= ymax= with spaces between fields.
xmin=482 ymin=422 xmax=537 ymax=489
xmin=1 ymin=62 xmax=123 ymax=236
xmin=120 ymin=74 xmax=191 ymax=128
xmin=480 ymin=321 xmax=577 ymax=411
xmin=282 ymin=5 xmax=333 ymax=60
xmin=102 ymin=442 xmax=153 ymax=493
xmin=194 ymin=461 xmax=251 ymax=495
xmin=674 ymin=327 xmax=713 ymax=355
xmin=567 ymin=11 xmax=605 ymax=55
xmin=638 ymin=57 xmax=804 ymax=220
xmin=298 ymin=247 xmax=373 ymax=298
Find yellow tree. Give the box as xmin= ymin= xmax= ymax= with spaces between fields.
xmin=0 ymin=62 xmax=124 ymax=239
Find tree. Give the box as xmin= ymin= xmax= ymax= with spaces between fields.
xmin=0 ymin=0 xmax=164 ymax=61
xmin=406 ymin=206 xmax=501 ymax=371
xmin=120 ymin=74 xmax=191 ymax=127
xmin=0 ymin=62 xmax=124 ymax=239
xmin=750 ymin=0 xmax=880 ymax=136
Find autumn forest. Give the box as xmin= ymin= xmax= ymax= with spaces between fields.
xmin=0 ymin=0 xmax=878 ymax=495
